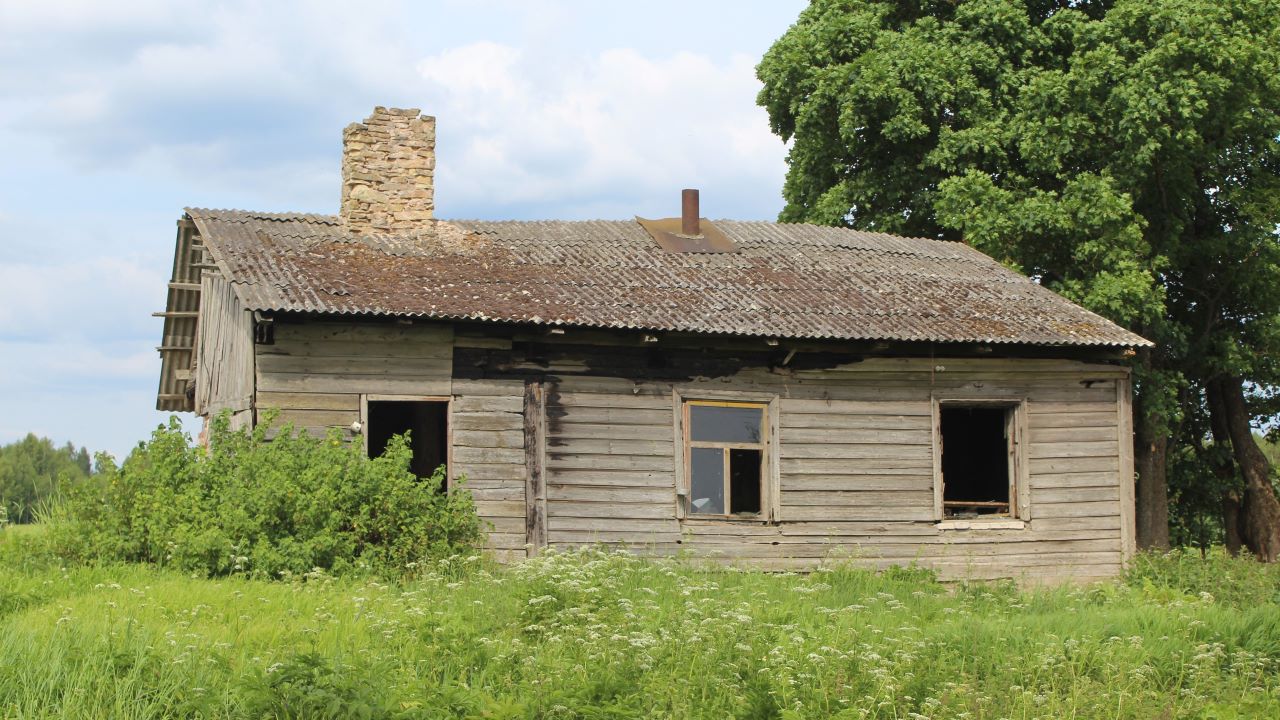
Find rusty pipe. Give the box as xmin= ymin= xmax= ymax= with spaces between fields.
xmin=681 ymin=188 xmax=700 ymax=235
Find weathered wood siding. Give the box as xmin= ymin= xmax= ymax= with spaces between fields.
xmin=255 ymin=321 xmax=452 ymax=435
xmin=248 ymin=321 xmax=1134 ymax=581
xmin=451 ymin=375 xmax=528 ymax=562
xmin=539 ymin=358 xmax=1130 ymax=582
xmin=253 ymin=321 xmax=526 ymax=559
xmin=194 ymin=273 xmax=254 ymax=427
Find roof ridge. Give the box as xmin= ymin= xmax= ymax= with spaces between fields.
xmin=184 ymin=210 xmax=958 ymax=247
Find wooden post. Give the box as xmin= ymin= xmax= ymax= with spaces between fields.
xmin=523 ymin=381 xmax=548 ymax=555
xmin=1118 ymin=374 xmax=1137 ymax=562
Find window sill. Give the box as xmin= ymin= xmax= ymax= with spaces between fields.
xmin=936 ymin=519 xmax=1026 ymax=531
xmin=681 ymin=514 xmax=774 ymax=525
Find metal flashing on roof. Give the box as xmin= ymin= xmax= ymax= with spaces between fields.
xmin=179 ymin=208 xmax=1152 ymax=349
xmin=637 ymin=216 xmax=739 ymax=254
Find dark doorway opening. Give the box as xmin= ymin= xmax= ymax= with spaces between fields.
xmin=940 ymin=405 xmax=1011 ymax=516
xmin=367 ymin=400 xmax=449 ymax=488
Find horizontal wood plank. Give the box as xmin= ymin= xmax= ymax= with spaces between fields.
xmin=257 ymin=372 xmax=451 ymax=396
xmin=779 ymin=427 xmax=931 ymax=444
xmin=1029 ymin=441 xmax=1120 ymax=459
xmin=256 ymin=391 xmax=361 ymax=412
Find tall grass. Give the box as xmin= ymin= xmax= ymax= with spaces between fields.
xmin=1 ymin=534 xmax=1278 ymax=719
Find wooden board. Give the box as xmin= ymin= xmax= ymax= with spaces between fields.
xmin=195 ymin=274 xmax=254 ymax=416
xmin=256 ymin=321 xmax=453 ymax=396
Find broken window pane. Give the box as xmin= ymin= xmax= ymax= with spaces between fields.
xmin=689 ymin=447 xmax=725 ymax=515
xmin=940 ymin=405 xmax=1011 ymax=516
xmin=728 ymin=448 xmax=761 ymax=514
xmin=689 ymin=404 xmax=763 ymax=443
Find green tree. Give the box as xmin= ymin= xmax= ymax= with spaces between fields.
xmin=758 ymin=0 xmax=1280 ymax=553
xmin=0 ymin=434 xmax=91 ymax=523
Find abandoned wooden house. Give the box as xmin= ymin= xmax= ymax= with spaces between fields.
xmin=156 ymin=107 xmax=1150 ymax=581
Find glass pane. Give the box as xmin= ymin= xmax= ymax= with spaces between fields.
xmin=728 ymin=448 xmax=762 ymax=514
xmin=689 ymin=447 xmax=725 ymax=514
xmin=689 ymin=404 xmax=763 ymax=444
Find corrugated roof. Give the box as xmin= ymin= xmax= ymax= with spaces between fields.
xmin=184 ymin=208 xmax=1150 ymax=348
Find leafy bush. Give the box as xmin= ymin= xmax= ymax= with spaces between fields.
xmin=48 ymin=415 xmax=483 ymax=579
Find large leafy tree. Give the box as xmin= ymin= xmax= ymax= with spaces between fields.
xmin=758 ymin=0 xmax=1280 ymax=554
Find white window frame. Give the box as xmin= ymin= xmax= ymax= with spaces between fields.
xmin=672 ymin=388 xmax=780 ymax=522
xmin=931 ymin=396 xmax=1029 ymax=528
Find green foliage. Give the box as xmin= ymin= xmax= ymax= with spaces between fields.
xmin=0 ymin=543 xmax=1278 ymax=718
xmin=1126 ymin=547 xmax=1280 ymax=608
xmin=243 ymin=652 xmax=392 ymax=720
xmin=47 ymin=415 xmax=484 ymax=580
xmin=0 ymin=433 xmax=91 ymax=524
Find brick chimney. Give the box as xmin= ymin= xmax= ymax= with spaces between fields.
xmin=340 ymin=107 xmax=436 ymax=234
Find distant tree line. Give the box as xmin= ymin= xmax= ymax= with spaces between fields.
xmin=758 ymin=0 xmax=1280 ymax=558
xmin=0 ymin=434 xmax=92 ymax=523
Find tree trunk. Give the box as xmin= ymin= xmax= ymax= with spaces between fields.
xmin=1133 ymin=405 xmax=1171 ymax=550
xmin=1215 ymin=375 xmax=1280 ymax=562
xmin=1205 ymin=379 xmax=1243 ymax=555
xmin=1222 ymin=493 xmax=1244 ymax=556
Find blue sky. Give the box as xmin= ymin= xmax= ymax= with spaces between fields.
xmin=0 ymin=0 xmax=806 ymax=460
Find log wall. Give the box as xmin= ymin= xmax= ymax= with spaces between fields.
xmin=248 ymin=320 xmax=1134 ymax=581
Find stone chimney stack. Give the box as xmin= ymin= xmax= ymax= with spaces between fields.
xmin=340 ymin=107 xmax=436 ymax=234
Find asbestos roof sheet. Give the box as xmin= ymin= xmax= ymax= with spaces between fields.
xmin=184 ymin=208 xmax=1151 ymax=348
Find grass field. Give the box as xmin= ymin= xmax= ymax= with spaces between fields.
xmin=2 ymin=526 xmax=1279 ymax=719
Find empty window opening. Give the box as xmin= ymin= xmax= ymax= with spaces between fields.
xmin=686 ymin=401 xmax=766 ymax=517
xmin=367 ymin=400 xmax=449 ymax=488
xmin=940 ymin=405 xmax=1013 ymax=517
xmin=728 ymin=448 xmax=762 ymax=514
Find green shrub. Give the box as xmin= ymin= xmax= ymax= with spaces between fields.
xmin=47 ymin=415 xmax=484 ymax=579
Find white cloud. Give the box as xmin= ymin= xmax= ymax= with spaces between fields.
xmin=0 ymin=340 xmax=155 ymax=384
xmin=419 ymin=43 xmax=786 ymax=218
xmin=0 ymin=256 xmax=162 ymax=340
xmin=3 ymin=6 xmax=787 ymax=219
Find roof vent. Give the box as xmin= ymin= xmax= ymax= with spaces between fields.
xmin=638 ymin=189 xmax=738 ymax=253
xmin=682 ymin=188 xmax=700 ymax=236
